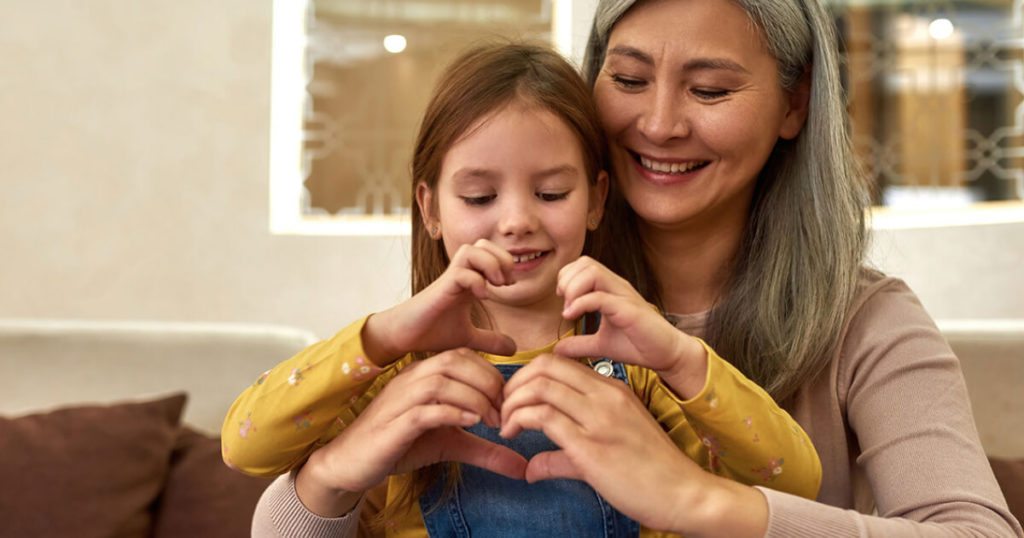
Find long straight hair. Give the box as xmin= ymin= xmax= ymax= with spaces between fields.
xmin=393 ymin=40 xmax=607 ymax=519
xmin=585 ymin=0 xmax=869 ymax=402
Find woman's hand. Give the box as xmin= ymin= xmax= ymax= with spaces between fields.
xmin=296 ymin=348 xmax=527 ymax=516
xmin=362 ymin=239 xmax=517 ymax=366
xmin=555 ymin=256 xmax=707 ymax=399
xmin=500 ymin=354 xmax=768 ymax=537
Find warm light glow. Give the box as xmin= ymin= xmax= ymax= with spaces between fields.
xmin=928 ymin=18 xmax=954 ymax=40
xmin=383 ymin=34 xmax=407 ymax=53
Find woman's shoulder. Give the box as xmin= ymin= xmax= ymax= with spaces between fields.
xmin=849 ymin=266 xmax=920 ymax=317
xmin=834 ymin=266 xmax=947 ymax=372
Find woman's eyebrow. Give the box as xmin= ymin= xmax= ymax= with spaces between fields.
xmin=607 ymin=45 xmax=654 ymax=66
xmin=607 ymin=45 xmax=750 ymax=74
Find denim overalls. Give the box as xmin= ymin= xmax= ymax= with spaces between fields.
xmin=419 ymin=314 xmax=640 ymax=537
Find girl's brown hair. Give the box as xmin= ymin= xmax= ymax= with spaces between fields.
xmin=393 ymin=40 xmax=607 ymax=519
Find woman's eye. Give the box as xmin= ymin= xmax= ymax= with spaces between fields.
xmin=611 ymin=74 xmax=646 ymax=90
xmin=692 ymin=88 xmax=731 ymax=100
xmin=537 ymin=192 xmax=569 ymax=202
xmin=461 ymin=194 xmax=496 ymax=206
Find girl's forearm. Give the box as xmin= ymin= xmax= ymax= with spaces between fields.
xmin=361 ymin=310 xmax=405 ymax=367
xmin=658 ymin=334 xmax=710 ymax=400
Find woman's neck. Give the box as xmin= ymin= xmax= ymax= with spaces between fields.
xmin=640 ymin=216 xmax=746 ymax=316
xmin=481 ymin=297 xmax=571 ymax=353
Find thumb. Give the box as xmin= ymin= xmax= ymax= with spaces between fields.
xmin=400 ymin=428 xmax=527 ymax=480
xmin=440 ymin=429 xmax=528 ymax=480
xmin=552 ymin=334 xmax=601 ymax=360
xmin=524 ymin=450 xmax=581 ymax=483
xmin=468 ymin=328 xmax=517 ymax=357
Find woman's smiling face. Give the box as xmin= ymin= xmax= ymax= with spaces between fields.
xmin=593 ymin=0 xmax=807 ymax=232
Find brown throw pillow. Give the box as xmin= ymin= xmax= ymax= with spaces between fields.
xmin=989 ymin=457 xmax=1024 ymax=528
xmin=152 ymin=427 xmax=274 ymax=538
xmin=0 ymin=393 xmax=186 ymax=538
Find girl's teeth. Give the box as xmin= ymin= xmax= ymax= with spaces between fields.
xmin=513 ymin=252 xmax=543 ymax=263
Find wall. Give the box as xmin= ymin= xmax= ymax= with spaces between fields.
xmin=870 ymin=222 xmax=1024 ymax=319
xmin=0 ymin=0 xmax=409 ymax=338
xmin=0 ymin=1 xmax=1021 ymax=342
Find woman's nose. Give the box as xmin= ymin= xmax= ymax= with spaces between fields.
xmin=637 ymin=87 xmax=689 ymax=144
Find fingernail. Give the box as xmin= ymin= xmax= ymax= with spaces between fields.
xmin=462 ymin=412 xmax=480 ymax=424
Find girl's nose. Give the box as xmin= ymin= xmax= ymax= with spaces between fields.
xmin=637 ymin=87 xmax=690 ymax=144
xmin=497 ymin=196 xmax=538 ymax=237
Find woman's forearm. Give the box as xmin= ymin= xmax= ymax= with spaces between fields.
xmin=294 ymin=453 xmax=365 ymax=517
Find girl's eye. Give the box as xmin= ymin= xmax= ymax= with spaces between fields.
xmin=611 ymin=74 xmax=646 ymax=91
xmin=692 ymin=88 xmax=731 ymax=100
xmin=461 ymin=194 xmax=496 ymax=206
xmin=537 ymin=192 xmax=569 ymax=202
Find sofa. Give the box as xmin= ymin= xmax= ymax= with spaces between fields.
xmin=1 ymin=318 xmax=1021 ymax=536
xmin=0 ymin=319 xmax=318 ymax=538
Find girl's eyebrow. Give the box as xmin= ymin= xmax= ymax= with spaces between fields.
xmin=451 ymin=164 xmax=580 ymax=183
xmin=451 ymin=168 xmax=498 ymax=183
xmin=533 ymin=164 xmax=580 ymax=180
xmin=607 ymin=45 xmax=750 ymax=74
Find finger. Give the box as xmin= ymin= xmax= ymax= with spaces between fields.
xmin=500 ymin=373 xmax=588 ymax=437
xmin=556 ymin=257 xmax=599 ymax=303
xmin=395 ymin=372 xmax=503 ymax=427
xmin=407 ymin=348 xmax=506 ymax=408
xmin=448 ymin=265 xmax=490 ymax=301
xmin=500 ymin=400 xmax=585 ymax=447
xmin=466 ymin=327 xmax=517 ymax=357
xmin=503 ymin=354 xmax=601 ymax=398
xmin=450 ymin=243 xmax=508 ymax=287
xmin=524 ymin=450 xmax=581 ymax=483
xmin=434 ymin=429 xmax=528 ymax=480
xmin=384 ymin=403 xmax=483 ymax=444
xmin=472 ymin=239 xmax=516 ymax=285
xmin=560 ymin=290 xmax=633 ymax=322
xmin=562 ymin=257 xmax=636 ymax=299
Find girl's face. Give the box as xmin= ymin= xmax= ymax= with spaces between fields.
xmin=593 ymin=0 xmax=807 ymax=233
xmin=418 ymin=102 xmax=607 ymax=310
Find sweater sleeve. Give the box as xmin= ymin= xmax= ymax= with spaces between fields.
xmin=221 ymin=315 xmax=402 ymax=477
xmin=761 ymin=279 xmax=1022 ymax=537
xmin=251 ymin=471 xmax=361 ymax=538
xmin=637 ymin=340 xmax=822 ymax=500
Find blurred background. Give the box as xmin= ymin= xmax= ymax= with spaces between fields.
xmin=1 ymin=0 xmax=1022 ymax=339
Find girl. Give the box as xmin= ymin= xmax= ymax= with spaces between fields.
xmin=225 ymin=42 xmax=820 ymax=537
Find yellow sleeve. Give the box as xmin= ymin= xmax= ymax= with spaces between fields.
xmin=220 ymin=315 xmax=407 ymax=477
xmin=632 ymin=339 xmax=821 ymax=500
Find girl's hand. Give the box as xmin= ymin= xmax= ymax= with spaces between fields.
xmin=364 ymin=239 xmax=517 ymax=365
xmin=500 ymin=354 xmax=768 ymax=536
xmin=554 ymin=256 xmax=707 ymax=399
xmin=297 ymin=348 xmax=527 ymax=515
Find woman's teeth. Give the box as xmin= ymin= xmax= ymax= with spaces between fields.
xmin=639 ymin=155 xmax=707 ymax=174
xmin=513 ymin=252 xmax=545 ymax=263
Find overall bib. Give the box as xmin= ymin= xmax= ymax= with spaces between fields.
xmin=419 ymin=357 xmax=640 ymax=538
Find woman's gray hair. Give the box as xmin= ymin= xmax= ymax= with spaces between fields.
xmin=586 ymin=0 xmax=870 ymax=401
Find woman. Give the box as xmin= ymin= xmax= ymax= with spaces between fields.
xmin=253 ymin=0 xmax=1022 ymax=536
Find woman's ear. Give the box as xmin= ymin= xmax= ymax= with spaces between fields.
xmin=587 ymin=171 xmax=610 ymax=230
xmin=415 ymin=182 xmax=441 ymax=239
xmin=779 ymin=68 xmax=811 ymax=140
